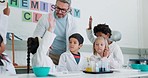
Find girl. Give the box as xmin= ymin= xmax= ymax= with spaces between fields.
xmin=31 ymin=13 xmax=56 ymax=72
xmin=0 ymin=35 xmax=16 ymax=74
xmin=87 ymin=16 xmax=123 ymax=69
xmin=90 ymin=37 xmax=110 ymax=63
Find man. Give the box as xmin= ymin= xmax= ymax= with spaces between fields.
xmin=0 ymin=2 xmax=10 ymax=44
xmin=33 ymin=0 xmax=78 ymax=65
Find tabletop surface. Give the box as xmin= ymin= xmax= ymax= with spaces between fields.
xmin=129 ymin=59 xmax=148 ymax=61
xmin=1 ymin=69 xmax=148 ymax=78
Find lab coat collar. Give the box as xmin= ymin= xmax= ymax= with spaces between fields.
xmin=68 ymin=51 xmax=84 ymax=66
xmin=68 ymin=51 xmax=82 ymax=65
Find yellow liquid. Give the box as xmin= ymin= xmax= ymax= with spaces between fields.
xmin=86 ymin=67 xmax=92 ymax=72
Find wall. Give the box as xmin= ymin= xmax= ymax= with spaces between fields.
xmin=0 ymin=0 xmax=56 ymax=39
xmin=142 ymin=0 xmax=148 ymax=48
xmin=72 ymin=0 xmax=140 ymax=48
xmin=0 ymin=0 xmax=141 ymax=48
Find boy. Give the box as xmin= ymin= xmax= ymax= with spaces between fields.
xmin=57 ymin=33 xmax=87 ymax=71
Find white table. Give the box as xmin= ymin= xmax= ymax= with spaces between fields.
xmin=1 ymin=70 xmax=148 ymax=78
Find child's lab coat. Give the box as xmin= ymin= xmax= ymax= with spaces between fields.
xmin=0 ymin=53 xmax=16 ymax=74
xmin=32 ymin=31 xmax=56 ymax=72
xmin=58 ymin=52 xmax=87 ymax=71
xmin=0 ymin=14 xmax=8 ymax=44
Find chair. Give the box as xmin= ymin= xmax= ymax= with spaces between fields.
xmin=11 ymin=33 xmax=17 ymax=66
xmin=6 ymin=32 xmax=23 ymax=67
xmin=27 ymin=37 xmax=39 ymax=73
xmin=110 ymin=31 xmax=122 ymax=42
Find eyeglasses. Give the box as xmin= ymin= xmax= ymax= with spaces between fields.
xmin=55 ymin=6 xmax=69 ymax=13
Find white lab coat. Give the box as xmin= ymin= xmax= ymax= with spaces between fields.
xmin=90 ymin=54 xmax=117 ymax=69
xmin=86 ymin=29 xmax=124 ymax=68
xmin=0 ymin=13 xmax=16 ymax=74
xmin=33 ymin=13 xmax=78 ymax=50
xmin=57 ymin=51 xmax=87 ymax=71
xmin=0 ymin=14 xmax=8 ymax=44
xmin=90 ymin=55 xmax=103 ymax=62
xmin=32 ymin=31 xmax=56 ymax=72
xmin=0 ymin=53 xmax=16 ymax=74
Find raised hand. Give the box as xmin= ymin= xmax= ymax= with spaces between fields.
xmin=87 ymin=16 xmax=92 ymax=30
xmin=3 ymin=2 xmax=10 ymax=16
xmin=103 ymin=47 xmax=110 ymax=58
xmin=48 ymin=13 xmax=56 ymax=32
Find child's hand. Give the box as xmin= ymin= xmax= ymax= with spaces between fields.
xmin=87 ymin=16 xmax=92 ymax=30
xmin=3 ymin=2 xmax=10 ymax=16
xmin=100 ymin=52 xmax=104 ymax=58
xmin=103 ymin=48 xmax=110 ymax=58
xmin=48 ymin=12 xmax=56 ymax=32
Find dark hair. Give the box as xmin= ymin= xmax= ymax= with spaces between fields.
xmin=27 ymin=37 xmax=39 ymax=54
xmin=27 ymin=37 xmax=39 ymax=73
xmin=0 ymin=35 xmax=3 ymax=46
xmin=93 ymin=24 xmax=112 ymax=38
xmin=69 ymin=33 xmax=84 ymax=45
